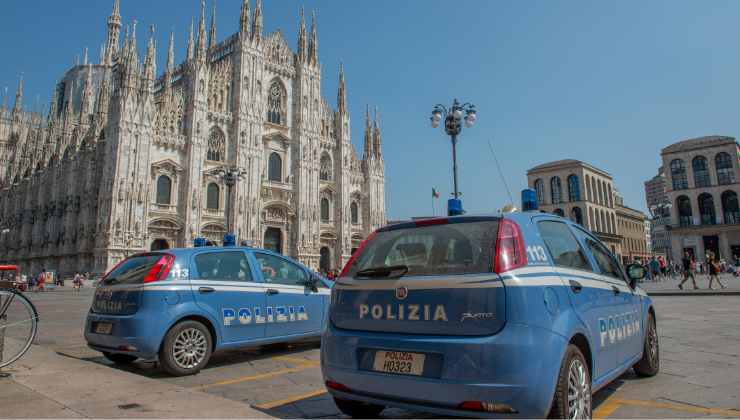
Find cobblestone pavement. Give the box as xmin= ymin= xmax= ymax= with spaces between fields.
xmin=3 ymin=287 xmax=739 ymax=418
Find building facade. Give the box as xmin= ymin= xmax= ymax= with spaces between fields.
xmin=643 ymin=167 xmax=670 ymax=258
xmin=527 ymin=159 xmax=623 ymax=257
xmin=615 ymin=203 xmax=649 ymax=263
xmin=0 ymin=0 xmax=386 ymax=275
xmin=661 ymin=136 xmax=739 ymax=262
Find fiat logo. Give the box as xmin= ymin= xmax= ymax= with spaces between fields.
xmin=395 ymin=287 xmax=409 ymax=300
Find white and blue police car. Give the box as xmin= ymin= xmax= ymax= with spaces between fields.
xmin=321 ymin=197 xmax=659 ymax=418
xmin=85 ymin=242 xmax=331 ymax=376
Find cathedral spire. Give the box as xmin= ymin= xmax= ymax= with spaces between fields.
xmin=48 ymin=85 xmax=59 ymax=124
xmin=79 ymin=64 xmax=94 ymax=123
xmin=337 ymin=62 xmax=346 ymax=115
xmin=197 ymin=0 xmax=207 ymax=60
xmin=187 ymin=17 xmax=195 ymax=61
xmin=2 ymin=86 xmax=8 ymax=111
xmin=143 ymin=25 xmax=157 ymax=83
xmin=112 ymin=0 xmax=120 ymax=18
xmin=297 ymin=7 xmax=307 ymax=63
xmin=363 ymin=105 xmax=373 ymax=159
xmin=167 ymin=30 xmax=175 ymax=74
xmin=104 ymin=0 xmax=122 ymax=65
xmin=308 ymin=11 xmax=318 ymax=65
xmin=95 ymin=71 xmax=111 ymax=121
xmin=208 ymin=0 xmax=217 ymax=49
xmin=83 ymin=47 xmax=89 ymax=65
xmin=129 ymin=19 xmax=139 ymax=68
xmin=252 ymin=0 xmax=263 ymax=43
xmin=12 ymin=73 xmax=23 ymax=115
xmin=240 ymin=0 xmax=250 ymax=37
xmin=373 ymin=107 xmax=382 ymax=157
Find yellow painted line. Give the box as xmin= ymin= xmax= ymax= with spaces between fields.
xmin=593 ymin=393 xmax=622 ymax=419
xmin=253 ymin=389 xmax=329 ymax=410
xmin=273 ymin=355 xmax=318 ymax=366
xmin=196 ymin=362 xmax=319 ymax=390
xmin=617 ymin=399 xmax=740 ymax=417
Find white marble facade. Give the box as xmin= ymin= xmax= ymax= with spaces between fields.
xmin=0 ymin=0 xmax=386 ymax=275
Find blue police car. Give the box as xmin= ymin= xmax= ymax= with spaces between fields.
xmin=322 ymin=212 xmax=658 ymax=418
xmin=85 ymin=245 xmax=331 ymax=376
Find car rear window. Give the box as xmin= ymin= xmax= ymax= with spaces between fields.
xmin=345 ymin=220 xmax=499 ymax=278
xmin=101 ymin=254 xmax=164 ymax=286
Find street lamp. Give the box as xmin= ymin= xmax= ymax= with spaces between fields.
xmin=214 ymin=166 xmax=247 ymax=237
xmin=430 ymin=99 xmax=477 ymax=215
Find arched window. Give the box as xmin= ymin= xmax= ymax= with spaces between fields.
xmin=553 ymin=208 xmax=565 ymax=217
xmin=207 ymin=128 xmax=225 ymax=162
xmin=206 ymin=183 xmax=220 ymax=210
xmin=319 ymin=153 xmax=332 ymax=181
xmin=716 ymin=152 xmax=735 ymax=185
xmin=591 ymin=178 xmax=598 ymax=204
xmin=267 ymin=80 xmax=286 ymax=125
xmin=721 ymin=190 xmax=739 ymax=224
xmin=567 ymin=175 xmax=581 ymax=202
xmin=698 ymin=193 xmax=716 ymax=225
xmin=268 ymin=152 xmax=282 ymax=182
xmin=589 ymin=207 xmax=595 ymax=230
xmin=156 ymin=175 xmax=172 ymax=205
xmin=607 ymin=184 xmax=614 ymax=208
xmin=600 ymin=210 xmax=606 ymax=233
xmin=534 ymin=179 xmax=545 ymax=204
xmin=351 ymin=201 xmax=359 ymax=224
xmin=595 ymin=209 xmax=602 ymax=232
xmin=550 ymin=177 xmax=562 ymax=204
xmin=571 ymin=207 xmax=584 ymax=225
xmin=670 ymin=159 xmax=688 ymax=190
xmin=321 ymin=198 xmax=330 ymax=222
xmin=677 ymin=195 xmax=693 ymax=227
xmin=692 ymin=156 xmax=710 ymax=188
xmin=610 ymin=213 xmax=616 ymax=234
xmin=585 ymin=175 xmax=592 ymax=201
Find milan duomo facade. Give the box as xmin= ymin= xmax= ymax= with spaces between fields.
xmin=0 ymin=0 xmax=386 ymax=275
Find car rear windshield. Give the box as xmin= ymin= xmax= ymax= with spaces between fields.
xmin=100 ymin=254 xmax=165 ymax=286
xmin=345 ymin=220 xmax=499 ymax=278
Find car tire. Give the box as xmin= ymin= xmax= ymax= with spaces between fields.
xmin=333 ymin=397 xmax=385 ymax=418
xmin=102 ymin=352 xmax=138 ymax=365
xmin=633 ymin=312 xmax=659 ymax=377
xmin=550 ymin=344 xmax=591 ymax=419
xmin=159 ymin=320 xmax=213 ymax=377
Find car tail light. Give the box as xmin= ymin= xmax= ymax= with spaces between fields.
xmin=494 ymin=219 xmax=527 ymax=273
xmin=325 ymin=380 xmax=351 ymax=392
xmin=458 ymin=401 xmax=517 ymax=414
xmin=459 ymin=401 xmax=484 ymax=411
xmin=143 ymin=254 xmax=175 ymax=283
xmin=339 ymin=231 xmax=378 ymax=278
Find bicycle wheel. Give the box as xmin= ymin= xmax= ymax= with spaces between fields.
xmin=0 ymin=289 xmax=38 ymax=369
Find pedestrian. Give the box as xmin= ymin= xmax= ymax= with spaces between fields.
xmin=678 ymin=252 xmax=698 ymax=290
xmin=649 ymin=257 xmax=661 ymax=282
xmin=73 ymin=272 xmax=82 ymax=292
xmin=708 ymin=256 xmax=726 ymax=290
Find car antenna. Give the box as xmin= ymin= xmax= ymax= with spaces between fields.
xmin=487 ymin=138 xmax=515 ymax=206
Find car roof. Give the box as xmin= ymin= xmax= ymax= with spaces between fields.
xmin=380 ymin=211 xmax=571 ymax=231
xmin=144 ymin=247 xmax=314 ymax=270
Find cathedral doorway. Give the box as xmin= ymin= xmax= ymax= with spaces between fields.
xmin=264 ymin=228 xmax=283 ymax=254
xmin=150 ymin=239 xmax=170 ymax=251
xmin=320 ymin=247 xmax=331 ymax=273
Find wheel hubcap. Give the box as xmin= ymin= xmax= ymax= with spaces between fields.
xmin=567 ymin=358 xmax=591 ymax=419
xmin=172 ymin=328 xmax=207 ymax=369
xmin=648 ymin=321 xmax=659 ymax=366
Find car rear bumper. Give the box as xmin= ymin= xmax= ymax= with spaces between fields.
xmin=321 ymin=322 xmax=567 ymax=418
xmin=84 ymin=312 xmax=161 ymax=359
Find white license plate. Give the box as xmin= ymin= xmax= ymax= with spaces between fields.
xmin=372 ymin=351 xmax=425 ymax=376
xmin=94 ymin=322 xmax=113 ymax=335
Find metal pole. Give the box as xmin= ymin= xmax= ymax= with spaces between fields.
xmin=0 ymin=294 xmax=5 ymax=364
xmin=225 ymin=182 xmax=232 ymax=235
xmin=451 ymin=134 xmax=459 ymax=199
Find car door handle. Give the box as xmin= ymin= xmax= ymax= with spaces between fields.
xmin=198 ymin=287 xmax=215 ymax=294
xmin=569 ymin=280 xmax=583 ymax=293
xmin=612 ymin=285 xmax=621 ymax=295
xmin=266 ymin=288 xmax=280 ymax=296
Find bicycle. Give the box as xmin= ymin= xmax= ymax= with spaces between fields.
xmin=0 ymin=280 xmax=39 ymax=369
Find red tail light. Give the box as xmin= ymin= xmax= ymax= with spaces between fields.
xmin=143 ymin=254 xmax=175 ymax=283
xmin=494 ymin=219 xmax=527 ymax=273
xmin=339 ymin=230 xmax=378 ymax=278
xmin=459 ymin=401 xmax=484 ymax=412
xmin=325 ymin=380 xmax=351 ymax=392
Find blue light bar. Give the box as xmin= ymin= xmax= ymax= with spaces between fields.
xmin=521 ymin=189 xmax=538 ymax=211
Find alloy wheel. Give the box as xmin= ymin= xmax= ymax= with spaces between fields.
xmin=172 ymin=327 xmax=208 ymax=369
xmin=567 ymin=358 xmax=591 ymax=419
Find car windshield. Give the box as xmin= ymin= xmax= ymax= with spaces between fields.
xmin=344 ymin=219 xmax=499 ymax=278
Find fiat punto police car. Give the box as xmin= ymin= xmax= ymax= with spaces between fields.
xmin=322 ymin=211 xmax=659 ymax=418
xmin=85 ymin=245 xmax=331 ymax=376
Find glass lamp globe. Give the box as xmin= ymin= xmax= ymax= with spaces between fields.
xmin=453 ymin=109 xmax=463 ymax=119
xmin=432 ymin=111 xmax=442 ymax=122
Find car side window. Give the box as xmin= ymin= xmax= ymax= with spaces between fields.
xmin=254 ymin=253 xmax=307 ymax=287
xmin=582 ymin=237 xmax=623 ymax=280
xmin=194 ymin=251 xmax=253 ymax=282
xmin=537 ymin=221 xmax=593 ymax=272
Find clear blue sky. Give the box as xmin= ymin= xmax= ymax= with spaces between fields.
xmin=2 ymin=0 xmax=740 ymax=219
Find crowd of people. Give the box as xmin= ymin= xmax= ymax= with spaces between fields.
xmin=632 ymin=253 xmax=739 ymax=291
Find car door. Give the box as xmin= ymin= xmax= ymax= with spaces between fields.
xmin=190 ymin=249 xmax=266 ymax=344
xmin=252 ymin=252 xmax=324 ymax=338
xmin=537 ymin=220 xmax=619 ymax=382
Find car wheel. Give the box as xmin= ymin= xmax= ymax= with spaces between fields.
xmin=633 ymin=312 xmax=659 ymax=377
xmin=550 ymin=344 xmax=591 ymax=419
xmin=102 ymin=352 xmax=138 ymax=365
xmin=333 ymin=397 xmax=385 ymax=418
xmin=159 ymin=320 xmax=213 ymax=377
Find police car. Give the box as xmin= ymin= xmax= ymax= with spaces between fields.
xmin=321 ymin=206 xmax=659 ymax=418
xmin=85 ymin=244 xmax=331 ymax=376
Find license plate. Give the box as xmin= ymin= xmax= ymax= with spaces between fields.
xmin=94 ymin=322 xmax=113 ymax=335
xmin=372 ymin=351 xmax=425 ymax=376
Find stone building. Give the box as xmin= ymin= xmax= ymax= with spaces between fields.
xmin=527 ymin=159 xmax=623 ymax=257
xmin=661 ymin=136 xmax=739 ymax=262
xmin=0 ymin=0 xmax=386 ymax=275
xmin=643 ymin=167 xmax=670 ymax=258
xmin=615 ymin=200 xmax=650 ymax=263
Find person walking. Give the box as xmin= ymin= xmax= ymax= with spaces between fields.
xmin=649 ymin=257 xmax=661 ymax=282
xmin=707 ymin=255 xmax=726 ymax=290
xmin=73 ymin=273 xmax=82 ymax=292
xmin=679 ymin=252 xmax=698 ymax=290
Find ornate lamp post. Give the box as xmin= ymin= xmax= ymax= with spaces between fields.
xmin=430 ymin=99 xmax=477 ymax=215
xmin=214 ymin=166 xmax=247 ymax=237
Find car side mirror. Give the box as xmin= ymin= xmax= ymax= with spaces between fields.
xmin=626 ymin=263 xmax=646 ymax=289
xmin=304 ymin=275 xmax=320 ymax=293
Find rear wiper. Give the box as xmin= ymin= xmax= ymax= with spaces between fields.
xmin=355 ymin=265 xmax=409 ymax=279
